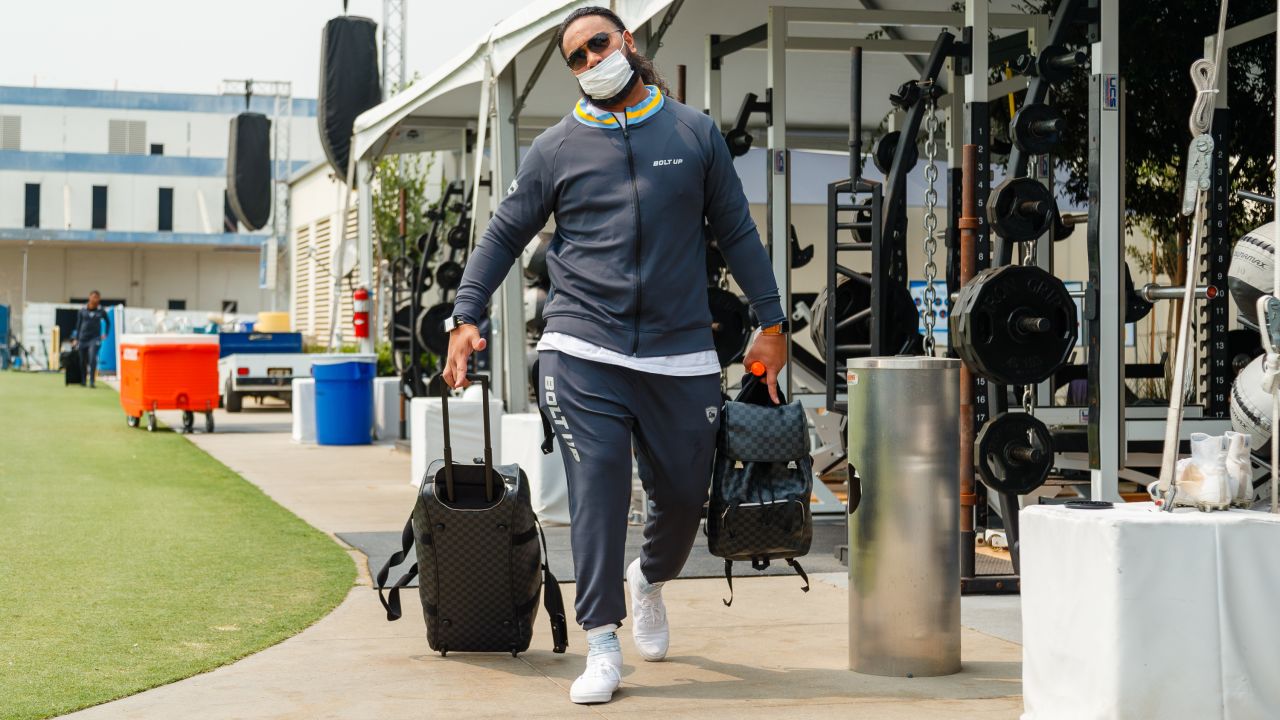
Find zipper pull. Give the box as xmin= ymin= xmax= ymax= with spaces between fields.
xmin=622 ymin=128 xmax=629 ymax=139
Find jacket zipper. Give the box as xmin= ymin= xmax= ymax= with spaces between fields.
xmin=621 ymin=125 xmax=643 ymax=354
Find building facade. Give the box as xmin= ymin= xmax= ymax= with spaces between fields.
xmin=0 ymin=85 xmax=322 ymax=338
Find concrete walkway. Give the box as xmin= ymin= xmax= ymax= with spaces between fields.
xmin=63 ymin=403 xmax=1025 ymax=719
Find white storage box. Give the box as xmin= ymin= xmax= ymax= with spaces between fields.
xmin=1021 ymin=502 xmax=1280 ymax=720
xmin=373 ymin=376 xmax=404 ymax=443
xmin=500 ymin=412 xmax=570 ymax=525
xmin=291 ymin=378 xmax=315 ymax=444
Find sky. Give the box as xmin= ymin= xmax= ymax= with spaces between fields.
xmin=0 ymin=0 xmax=529 ymax=98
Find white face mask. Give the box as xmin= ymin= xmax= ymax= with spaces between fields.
xmin=575 ymin=47 xmax=635 ymax=101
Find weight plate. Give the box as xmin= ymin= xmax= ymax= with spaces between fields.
xmin=417 ymin=303 xmax=454 ymax=356
xmin=725 ymin=127 xmax=753 ymax=158
xmin=447 ymin=224 xmax=469 ymax=250
xmin=392 ymin=303 xmax=413 ymax=352
xmin=988 ymin=177 xmax=1056 ymax=242
xmin=975 ymin=411 xmax=1054 ymax=495
xmin=872 ymin=131 xmax=918 ymax=175
xmin=1037 ymin=44 xmax=1082 ymax=85
xmin=1011 ymin=103 xmax=1064 ymax=156
xmin=952 ymin=264 xmax=1078 ymax=386
xmin=789 ymin=225 xmax=814 ymax=269
xmin=436 ymin=261 xmax=464 ymax=291
xmin=708 ymin=287 xmax=750 ymax=366
xmin=1124 ymin=263 xmax=1153 ymax=323
xmin=809 ymin=273 xmax=922 ymax=360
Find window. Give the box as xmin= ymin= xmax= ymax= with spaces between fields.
xmin=150 ymin=143 xmax=164 ymax=155
xmin=24 ymin=183 xmax=39 ymax=228
xmin=108 ymin=119 xmax=146 ymax=154
xmin=158 ymin=187 xmax=173 ymax=232
xmin=0 ymin=115 xmax=19 ymax=150
xmin=221 ymin=300 xmax=238 ymax=314
xmin=91 ymin=185 xmax=107 ymax=230
xmin=168 ymin=299 xmax=186 ymax=311
xmin=222 ymin=190 xmax=238 ymax=232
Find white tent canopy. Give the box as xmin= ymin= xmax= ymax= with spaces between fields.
xmin=345 ymin=0 xmax=1039 ymax=408
xmin=353 ymin=0 xmax=1035 ymax=162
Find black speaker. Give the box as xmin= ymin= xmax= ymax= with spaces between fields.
xmin=226 ymin=112 xmax=271 ymax=231
xmin=318 ymin=15 xmax=382 ymax=178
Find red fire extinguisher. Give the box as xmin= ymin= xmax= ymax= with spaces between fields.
xmin=353 ymin=287 xmax=370 ymax=339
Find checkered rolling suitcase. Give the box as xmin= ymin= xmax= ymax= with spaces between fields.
xmin=706 ymin=373 xmax=812 ymax=606
xmin=376 ymin=374 xmax=568 ymax=656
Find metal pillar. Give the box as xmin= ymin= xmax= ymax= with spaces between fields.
xmin=766 ymin=6 xmax=791 ymax=396
xmin=357 ymin=157 xmax=375 ymax=355
xmin=382 ymin=0 xmax=407 ymax=97
xmin=705 ymin=34 xmax=723 ymax=129
xmin=492 ymin=65 xmax=527 ymax=412
xmin=1087 ymin=0 xmax=1124 ymax=502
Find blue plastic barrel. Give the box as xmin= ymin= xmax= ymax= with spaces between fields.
xmin=313 ymin=355 xmax=376 ymax=445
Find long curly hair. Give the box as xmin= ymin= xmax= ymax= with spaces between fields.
xmin=555 ymin=6 xmax=671 ymax=99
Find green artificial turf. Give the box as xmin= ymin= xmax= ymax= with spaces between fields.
xmin=0 ymin=373 xmax=355 ymax=720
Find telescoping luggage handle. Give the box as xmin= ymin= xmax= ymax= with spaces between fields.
xmin=439 ymin=373 xmax=495 ymax=503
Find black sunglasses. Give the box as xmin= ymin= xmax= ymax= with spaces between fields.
xmin=564 ymin=30 xmax=622 ymax=72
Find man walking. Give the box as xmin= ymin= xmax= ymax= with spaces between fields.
xmin=72 ymin=291 xmax=110 ymax=388
xmin=444 ymin=6 xmax=788 ymax=704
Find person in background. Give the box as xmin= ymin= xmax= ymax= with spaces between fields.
xmin=72 ymin=291 xmax=110 ymax=388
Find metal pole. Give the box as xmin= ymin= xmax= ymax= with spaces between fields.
xmin=766 ymin=7 xmax=792 ymax=395
xmin=1272 ymin=8 xmax=1279 ymax=513
xmin=959 ymin=144 xmax=978 ymax=579
xmin=676 ymin=64 xmax=686 ymax=104
xmin=357 ymin=158 xmax=375 ymax=355
xmin=850 ymin=47 xmax=862 ymax=183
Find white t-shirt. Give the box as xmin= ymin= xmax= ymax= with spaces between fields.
xmin=536 ymin=332 xmax=721 ymax=377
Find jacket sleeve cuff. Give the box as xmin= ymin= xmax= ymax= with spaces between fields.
xmin=753 ymin=303 xmax=787 ymax=328
xmin=450 ymin=301 xmax=484 ymax=327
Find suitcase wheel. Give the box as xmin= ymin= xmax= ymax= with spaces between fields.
xmin=439 ymin=648 xmax=448 ymax=657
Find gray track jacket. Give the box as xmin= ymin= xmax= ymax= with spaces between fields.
xmin=453 ymin=86 xmax=785 ymax=357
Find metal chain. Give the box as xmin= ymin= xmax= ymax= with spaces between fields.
xmin=921 ymin=94 xmax=941 ymax=357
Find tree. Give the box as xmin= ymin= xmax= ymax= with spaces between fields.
xmin=371 ymin=152 xmax=436 ymax=263
xmin=1005 ymin=0 xmax=1275 ymax=282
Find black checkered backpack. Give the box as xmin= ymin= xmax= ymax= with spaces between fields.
xmin=376 ymin=375 xmax=568 ymax=657
xmin=706 ymin=373 xmax=812 ymax=606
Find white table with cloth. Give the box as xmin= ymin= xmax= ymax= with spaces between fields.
xmin=1020 ymin=502 xmax=1280 ymax=720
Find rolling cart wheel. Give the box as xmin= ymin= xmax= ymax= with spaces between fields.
xmin=147 ymin=412 xmax=157 ymax=432
xmin=205 ymin=412 xmax=215 ymax=433
xmin=126 ymin=414 xmax=139 ymax=428
xmin=182 ymin=411 xmax=194 ymax=433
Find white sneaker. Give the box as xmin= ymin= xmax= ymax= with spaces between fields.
xmin=627 ymin=558 xmax=669 ymax=661
xmin=569 ymin=651 xmax=622 ymax=704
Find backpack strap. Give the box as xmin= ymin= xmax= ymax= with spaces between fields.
xmin=722 ymin=558 xmax=734 ymax=607
xmin=538 ymin=406 xmax=555 ymax=455
xmin=376 ymin=517 xmax=421 ymax=621
xmin=536 ymin=519 xmax=569 ymax=653
xmin=787 ymin=557 xmax=811 ymax=593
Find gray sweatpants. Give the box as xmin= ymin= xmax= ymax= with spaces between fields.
xmin=537 ymin=350 xmax=722 ymax=630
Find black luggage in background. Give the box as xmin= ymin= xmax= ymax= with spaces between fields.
xmin=62 ymin=349 xmax=83 ymax=386
xmin=377 ymin=374 xmax=568 ymax=657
